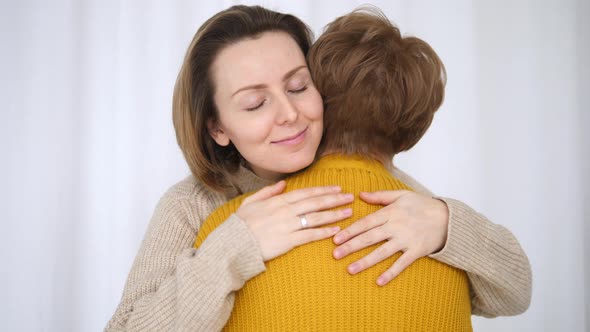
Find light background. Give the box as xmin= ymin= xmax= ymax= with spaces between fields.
xmin=0 ymin=0 xmax=587 ymax=331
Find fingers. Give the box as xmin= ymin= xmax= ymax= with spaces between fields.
xmin=359 ymin=190 xmax=410 ymax=205
xmin=279 ymin=185 xmax=342 ymax=204
xmin=294 ymin=208 xmax=352 ymax=231
xmin=242 ymin=181 xmax=286 ymax=205
xmin=291 ymin=226 xmax=341 ymax=248
xmin=376 ymin=250 xmax=420 ymax=286
xmin=333 ymin=210 xmax=388 ymax=245
xmin=333 ymin=226 xmax=390 ymax=259
xmin=345 ymin=241 xmax=404 ymax=275
xmin=292 ymin=193 xmax=354 ymax=216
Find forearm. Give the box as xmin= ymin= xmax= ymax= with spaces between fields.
xmin=118 ymin=216 xmax=264 ymax=331
xmin=392 ymin=166 xmax=532 ymax=316
xmin=106 ymin=193 xmax=265 ymax=331
xmin=429 ymin=198 xmax=532 ymax=317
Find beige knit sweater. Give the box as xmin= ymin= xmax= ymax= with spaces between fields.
xmin=105 ymin=166 xmax=532 ymax=331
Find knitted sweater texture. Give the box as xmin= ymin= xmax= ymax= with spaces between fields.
xmin=196 ymin=155 xmax=472 ymax=331
xmin=105 ymin=162 xmax=531 ymax=331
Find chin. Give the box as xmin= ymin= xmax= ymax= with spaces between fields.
xmin=283 ymin=153 xmax=315 ymax=173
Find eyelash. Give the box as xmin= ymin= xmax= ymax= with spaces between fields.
xmin=291 ymin=86 xmax=308 ymax=94
xmin=246 ymin=101 xmax=265 ymax=111
xmin=244 ymin=86 xmax=308 ymax=111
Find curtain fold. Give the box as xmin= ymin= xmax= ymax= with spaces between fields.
xmin=0 ymin=1 xmax=586 ymax=331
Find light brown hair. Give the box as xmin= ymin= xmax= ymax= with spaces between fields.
xmin=308 ymin=7 xmax=446 ymax=158
xmin=172 ymin=5 xmax=314 ymax=192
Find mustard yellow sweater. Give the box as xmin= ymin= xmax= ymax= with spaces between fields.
xmin=106 ymin=161 xmax=532 ymax=331
xmin=195 ymin=155 xmax=472 ymax=331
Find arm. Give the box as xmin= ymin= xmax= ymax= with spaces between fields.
xmin=105 ymin=181 xmax=266 ymax=332
xmin=106 ymin=179 xmax=352 ymax=331
xmin=391 ymin=167 xmax=532 ymax=317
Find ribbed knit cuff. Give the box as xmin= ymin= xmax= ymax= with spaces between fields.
xmin=428 ymin=197 xmax=486 ymax=269
xmin=197 ymin=214 xmax=266 ymax=289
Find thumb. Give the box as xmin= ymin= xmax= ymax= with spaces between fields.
xmin=242 ymin=180 xmax=286 ymax=205
xmin=359 ymin=190 xmax=410 ymax=205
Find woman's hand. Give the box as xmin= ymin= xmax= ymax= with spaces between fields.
xmin=332 ymin=190 xmax=449 ymax=286
xmin=237 ymin=180 xmax=354 ymax=261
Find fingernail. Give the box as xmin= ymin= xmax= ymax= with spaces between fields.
xmin=377 ymin=276 xmax=387 ymax=286
xmin=344 ymin=194 xmax=354 ymax=200
xmin=333 ymin=248 xmax=343 ymax=259
xmin=348 ymin=263 xmax=359 ymax=274
xmin=343 ymin=208 xmax=352 ymax=216
xmin=330 ymin=226 xmax=340 ymax=233
xmin=334 ymin=234 xmax=343 ymax=244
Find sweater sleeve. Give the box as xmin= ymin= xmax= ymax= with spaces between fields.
xmin=104 ymin=181 xmax=266 ymax=332
xmin=391 ymin=167 xmax=532 ymax=318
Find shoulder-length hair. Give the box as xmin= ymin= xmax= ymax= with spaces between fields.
xmin=173 ymin=5 xmax=313 ymax=192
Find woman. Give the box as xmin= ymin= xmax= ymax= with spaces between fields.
xmin=106 ymin=5 xmax=531 ymax=331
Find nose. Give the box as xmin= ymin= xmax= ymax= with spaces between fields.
xmin=275 ymin=95 xmax=298 ymax=125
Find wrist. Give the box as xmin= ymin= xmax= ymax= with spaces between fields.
xmin=432 ymin=197 xmax=450 ymax=253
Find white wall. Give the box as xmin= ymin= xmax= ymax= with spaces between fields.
xmin=0 ymin=0 xmax=587 ymax=331
xmin=578 ymin=0 xmax=590 ymax=329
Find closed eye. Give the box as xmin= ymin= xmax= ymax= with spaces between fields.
xmin=245 ymin=100 xmax=265 ymax=111
xmin=289 ymin=86 xmax=308 ymax=94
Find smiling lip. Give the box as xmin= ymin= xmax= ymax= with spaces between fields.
xmin=272 ymin=127 xmax=308 ymax=145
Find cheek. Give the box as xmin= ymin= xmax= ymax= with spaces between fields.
xmin=297 ymin=90 xmax=324 ymax=121
xmin=223 ymin=112 xmax=275 ymax=145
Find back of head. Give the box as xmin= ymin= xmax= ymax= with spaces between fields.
xmin=308 ymin=7 xmax=446 ymax=157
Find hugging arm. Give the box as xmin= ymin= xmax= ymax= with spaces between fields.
xmin=389 ymin=168 xmax=531 ymax=316
xmin=335 ymin=167 xmax=532 ymax=317
xmin=106 ymin=180 xmax=354 ymax=331
xmin=105 ymin=183 xmax=266 ymax=332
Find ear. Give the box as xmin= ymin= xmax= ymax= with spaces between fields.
xmin=207 ymin=118 xmax=231 ymax=146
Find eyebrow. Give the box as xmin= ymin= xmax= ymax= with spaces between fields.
xmin=231 ymin=65 xmax=307 ymax=97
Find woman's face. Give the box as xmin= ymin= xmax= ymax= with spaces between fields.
xmin=209 ymin=32 xmax=323 ymax=181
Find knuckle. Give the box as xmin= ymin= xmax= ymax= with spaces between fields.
xmin=375 ymin=245 xmax=388 ymax=259
xmin=360 ymin=217 xmax=373 ymax=231
xmin=305 ymin=187 xmax=319 ymax=196
xmin=322 ymin=195 xmax=335 ymax=206
xmin=356 ymin=260 xmax=366 ymax=270
xmin=341 ymin=243 xmax=352 ymax=254
xmin=360 ymin=233 xmax=373 ymax=246
xmin=325 ymin=210 xmax=338 ymax=220
xmin=381 ymin=270 xmax=392 ymax=280
xmin=339 ymin=229 xmax=350 ymax=240
xmin=311 ymin=186 xmax=329 ymax=196
xmin=400 ymin=253 xmax=414 ymax=266
xmin=315 ymin=229 xmax=329 ymax=240
xmin=324 ymin=211 xmax=339 ymax=223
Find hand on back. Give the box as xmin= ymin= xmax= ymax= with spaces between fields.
xmin=237 ymin=181 xmax=353 ymax=261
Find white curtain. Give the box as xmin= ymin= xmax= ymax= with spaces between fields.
xmin=1 ymin=0 xmax=587 ymax=331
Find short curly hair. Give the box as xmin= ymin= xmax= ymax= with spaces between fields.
xmin=308 ymin=7 xmax=446 ymax=157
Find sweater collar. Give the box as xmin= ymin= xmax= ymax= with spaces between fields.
xmin=309 ymin=153 xmax=393 ymax=174
xmin=227 ymin=164 xmax=276 ymax=197
xmin=226 ymin=154 xmax=392 ymax=198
